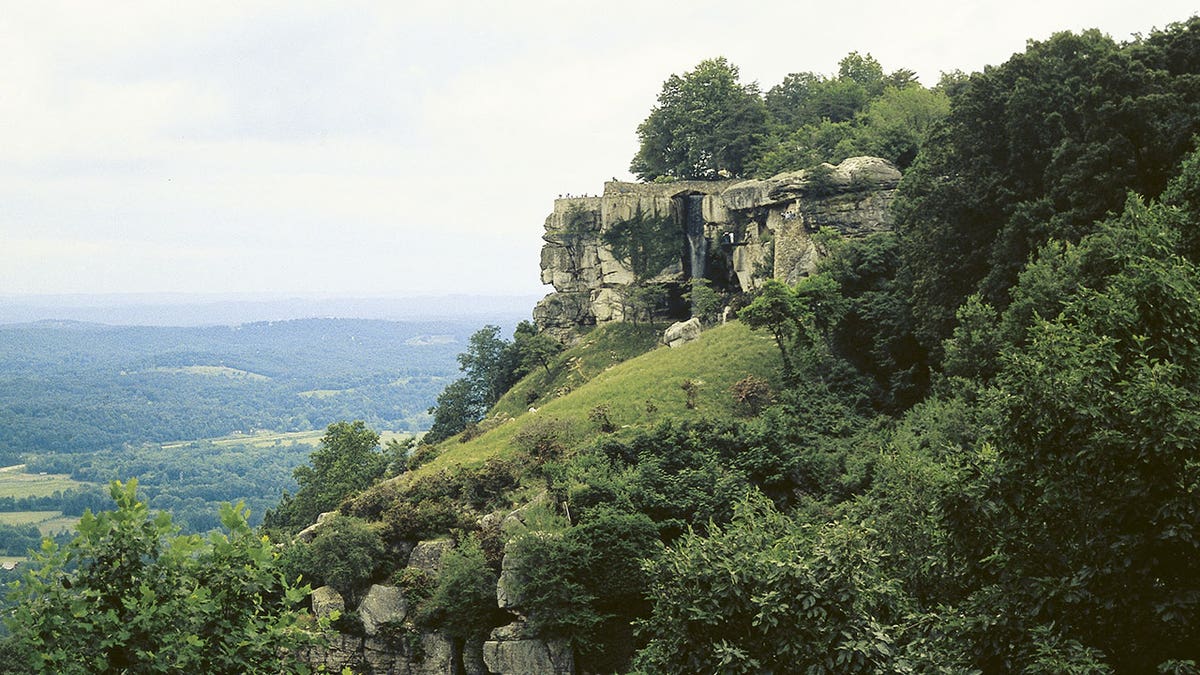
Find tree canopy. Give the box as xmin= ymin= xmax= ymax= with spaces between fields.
xmin=5 ymin=481 xmax=313 ymax=674
xmin=630 ymin=57 xmax=769 ymax=181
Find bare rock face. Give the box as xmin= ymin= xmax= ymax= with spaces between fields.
xmin=482 ymin=620 xmax=575 ymax=675
xmin=358 ymin=584 xmax=408 ymax=637
xmin=535 ymin=157 xmax=900 ymax=339
xmin=407 ymin=539 xmax=454 ymax=576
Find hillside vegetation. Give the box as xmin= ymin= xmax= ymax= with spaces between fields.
xmin=4 ymin=16 xmax=1200 ymax=675
xmin=419 ymin=321 xmax=782 ymax=475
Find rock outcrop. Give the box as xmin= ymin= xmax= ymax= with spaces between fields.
xmin=663 ymin=317 xmax=703 ymax=348
xmin=535 ymin=157 xmax=901 ymax=340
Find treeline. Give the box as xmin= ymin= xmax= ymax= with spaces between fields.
xmin=630 ymin=52 xmax=949 ymax=181
xmin=23 ymin=438 xmax=325 ymax=533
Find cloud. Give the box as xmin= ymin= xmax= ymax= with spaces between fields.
xmin=1 ymin=0 xmax=1196 ymax=297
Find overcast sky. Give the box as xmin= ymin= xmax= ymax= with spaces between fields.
xmin=1 ymin=1 xmax=1196 ymax=299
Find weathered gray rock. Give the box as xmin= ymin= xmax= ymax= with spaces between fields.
xmin=311 ymin=585 xmax=344 ymax=620
xmin=407 ymin=539 xmax=454 ymax=576
xmin=482 ymin=627 xmax=574 ymax=675
xmin=300 ymin=630 xmax=460 ymax=675
xmin=358 ymin=584 xmax=407 ymax=637
xmin=534 ymin=157 xmax=900 ymax=340
xmin=663 ymin=317 xmax=703 ymax=348
xmin=294 ymin=510 xmax=337 ymax=543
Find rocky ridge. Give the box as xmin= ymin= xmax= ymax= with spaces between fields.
xmin=534 ymin=157 xmax=901 ymax=341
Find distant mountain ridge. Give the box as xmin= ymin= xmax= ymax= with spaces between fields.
xmin=0 ymin=293 xmax=542 ymax=326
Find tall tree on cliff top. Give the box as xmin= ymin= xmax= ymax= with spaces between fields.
xmin=630 ymin=57 xmax=769 ymax=181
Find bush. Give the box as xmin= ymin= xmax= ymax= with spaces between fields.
xmin=730 ymin=375 xmax=773 ymax=416
xmin=513 ymin=416 xmax=578 ymax=463
xmin=307 ymin=514 xmax=387 ymax=601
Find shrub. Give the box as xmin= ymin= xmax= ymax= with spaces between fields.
xmin=730 ymin=375 xmax=773 ymax=416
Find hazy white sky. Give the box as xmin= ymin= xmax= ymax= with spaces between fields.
xmin=2 ymin=1 xmax=1196 ymax=298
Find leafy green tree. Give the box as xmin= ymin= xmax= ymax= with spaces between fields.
xmin=511 ymin=320 xmax=562 ymax=375
xmin=896 ymin=21 xmax=1200 ymax=353
xmin=739 ymin=279 xmax=804 ymax=376
xmin=458 ymin=325 xmax=516 ymax=410
xmin=303 ymin=514 xmax=386 ymax=602
xmin=424 ymin=378 xmax=484 ymax=444
xmin=5 ymin=481 xmax=312 ymax=674
xmin=630 ymin=57 xmax=769 ymax=181
xmin=985 ymin=198 xmax=1200 ymax=670
xmin=636 ymin=493 xmax=904 ymax=674
xmin=266 ymin=420 xmax=385 ymax=531
xmin=686 ymin=279 xmax=723 ymax=325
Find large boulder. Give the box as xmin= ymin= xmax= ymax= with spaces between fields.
xmin=407 ymin=539 xmax=454 ymax=576
xmin=663 ymin=317 xmax=703 ymax=348
xmin=311 ymin=585 xmax=344 ymax=620
xmin=483 ymin=620 xmax=574 ymax=675
xmin=357 ymin=584 xmax=407 ymax=637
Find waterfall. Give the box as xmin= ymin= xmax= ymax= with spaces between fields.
xmin=685 ymin=194 xmax=707 ymax=280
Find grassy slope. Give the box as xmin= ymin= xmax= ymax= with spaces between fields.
xmin=416 ymin=320 xmax=782 ymax=475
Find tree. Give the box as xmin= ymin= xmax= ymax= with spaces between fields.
xmin=630 ymin=57 xmax=769 ymax=181
xmin=424 ymin=378 xmax=484 ymax=444
xmin=896 ymin=21 xmax=1200 ymax=353
xmin=458 ymin=325 xmax=515 ymax=410
xmin=5 ymin=481 xmax=313 ymax=674
xmin=303 ymin=514 xmax=386 ymax=602
xmin=738 ymin=280 xmax=803 ymax=376
xmin=512 ymin=320 xmax=562 ymax=375
xmin=636 ymin=493 xmax=904 ymax=674
xmin=266 ymin=420 xmax=385 ymax=531
xmin=984 ymin=198 xmax=1200 ymax=669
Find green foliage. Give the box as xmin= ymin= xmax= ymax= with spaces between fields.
xmin=511 ymin=321 xmax=562 ymax=376
xmin=5 ymin=480 xmax=313 ymax=674
xmin=513 ymin=416 xmax=579 ymax=463
xmin=818 ymin=233 xmax=928 ymax=410
xmin=686 ymin=278 xmax=723 ymax=325
xmin=621 ymin=284 xmax=669 ymax=325
xmin=412 ymin=536 xmax=501 ymax=640
xmin=631 ymin=57 xmax=769 ymax=180
xmin=303 ymin=514 xmax=386 ymax=601
xmin=601 ymin=206 xmax=681 ymax=281
xmin=985 ymin=198 xmax=1200 ymax=669
xmin=896 ymin=20 xmax=1200 ymax=353
xmin=636 ymin=493 xmax=905 ymax=674
xmin=266 ymin=420 xmax=385 ymax=532
xmin=426 ymin=322 xmax=565 ymax=443
xmin=738 ymin=279 xmax=804 ymax=376
xmin=755 ymin=53 xmax=944 ymax=174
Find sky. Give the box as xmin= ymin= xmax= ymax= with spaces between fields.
xmin=1 ymin=0 xmax=1196 ymax=300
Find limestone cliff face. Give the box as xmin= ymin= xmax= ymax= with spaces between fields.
xmin=534 ymin=157 xmax=901 ymax=340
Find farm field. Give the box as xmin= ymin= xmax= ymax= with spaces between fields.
xmin=0 ymin=465 xmax=87 ymax=499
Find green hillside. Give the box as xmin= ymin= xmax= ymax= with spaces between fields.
xmin=416 ymin=320 xmax=782 ymax=475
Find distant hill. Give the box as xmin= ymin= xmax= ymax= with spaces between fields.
xmin=0 ymin=316 xmax=524 ymax=462
xmin=0 ymin=293 xmax=541 ymax=326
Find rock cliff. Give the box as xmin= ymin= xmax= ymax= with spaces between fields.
xmin=534 ymin=157 xmax=900 ymax=341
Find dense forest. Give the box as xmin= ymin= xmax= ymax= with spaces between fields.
xmin=3 ymin=16 xmax=1200 ymax=675
xmin=0 ymin=317 xmax=516 ymax=463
